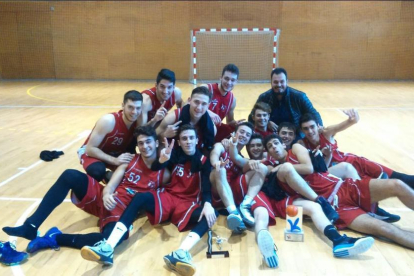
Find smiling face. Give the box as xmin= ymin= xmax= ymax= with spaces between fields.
xmin=155 ymin=79 xmax=175 ymax=102
xmin=266 ymin=138 xmax=286 ymax=161
xmin=247 ymin=138 xmax=264 ymax=160
xmin=236 ymin=125 xmax=253 ymax=146
xmin=253 ymin=108 xmax=270 ymax=129
xmin=178 ymin=129 xmax=198 ymax=155
xmin=122 ymin=99 xmax=142 ymax=123
xmin=220 ymin=71 xmax=238 ymax=93
xmin=271 ymin=73 xmax=288 ymax=95
xmin=189 ymin=93 xmax=210 ymax=119
xmin=300 ymin=120 xmax=319 ymax=142
xmin=137 ymin=135 xmax=158 ymax=159
xmin=278 ymin=127 xmax=296 ymax=148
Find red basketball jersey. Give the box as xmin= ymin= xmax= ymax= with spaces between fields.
xmin=166 ymin=155 xmax=208 ymax=202
xmin=206 ymin=83 xmax=234 ymax=121
xmin=142 ymin=87 xmax=176 ymax=121
xmin=302 ymin=134 xmax=342 ymax=165
xmin=83 ymin=110 xmax=137 ymax=157
xmin=220 ymin=150 xmax=243 ymax=182
xmin=118 ymin=154 xmax=165 ymax=193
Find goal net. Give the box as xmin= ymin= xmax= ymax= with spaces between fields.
xmin=190 ymin=28 xmax=280 ymax=84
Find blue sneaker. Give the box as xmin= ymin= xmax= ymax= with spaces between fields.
xmin=164 ymin=249 xmax=195 ymax=276
xmin=239 ymin=200 xmax=256 ymax=227
xmin=0 ymin=241 xmax=28 ymax=266
xmin=257 ymin=230 xmax=279 ymax=268
xmin=81 ymin=240 xmax=113 ymax=266
xmin=226 ymin=213 xmax=247 ymax=233
xmin=26 ymin=227 xmax=61 ymax=253
xmin=333 ymin=235 xmax=374 ymax=257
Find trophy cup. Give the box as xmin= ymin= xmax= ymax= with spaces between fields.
xmin=206 ymin=229 xmax=230 ymax=258
xmin=284 ymin=205 xmax=304 ymax=242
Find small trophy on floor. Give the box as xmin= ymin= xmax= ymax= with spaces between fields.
xmin=284 ymin=205 xmax=304 ymax=242
xmin=206 ymin=229 xmax=230 ymax=258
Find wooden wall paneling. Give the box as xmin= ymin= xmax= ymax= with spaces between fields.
xmin=0 ymin=52 xmax=22 ymax=79
xmin=333 ymin=51 xmax=396 ymax=80
xmin=401 ymin=1 xmax=414 ymax=22
xmin=338 ymin=1 xmax=401 ymax=22
xmin=0 ymin=12 xmax=19 ymax=53
xmin=395 ymin=51 xmax=414 ymax=79
xmin=281 ymin=1 xmax=343 ymax=24
xmin=17 ymin=10 xmax=55 ymax=78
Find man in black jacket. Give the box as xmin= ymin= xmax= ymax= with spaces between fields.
xmin=249 ymin=68 xmax=322 ymax=137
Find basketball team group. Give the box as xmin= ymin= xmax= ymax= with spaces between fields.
xmin=2 ymin=65 xmax=414 ymax=275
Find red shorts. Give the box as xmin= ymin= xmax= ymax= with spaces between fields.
xmin=71 ymin=175 xmax=134 ymax=231
xmin=147 ymin=189 xmax=200 ymax=232
xmin=214 ymin=123 xmax=236 ymax=143
xmin=212 ymin=174 xmax=276 ymax=225
xmin=334 ymin=178 xmax=373 ymax=229
xmin=267 ymin=195 xmax=301 ymax=219
xmin=80 ymin=154 xmax=117 ymax=173
xmin=341 ymin=155 xmax=393 ymax=178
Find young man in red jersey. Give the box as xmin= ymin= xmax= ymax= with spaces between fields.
xmin=3 ymin=126 xmax=170 ymax=252
xmin=77 ymin=90 xmax=143 ymax=182
xmin=139 ymin=69 xmax=183 ymax=127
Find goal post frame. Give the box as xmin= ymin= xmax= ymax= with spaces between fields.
xmin=190 ymin=28 xmax=280 ymax=85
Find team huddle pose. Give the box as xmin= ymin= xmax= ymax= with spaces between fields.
xmin=2 ymin=65 xmax=414 ymax=276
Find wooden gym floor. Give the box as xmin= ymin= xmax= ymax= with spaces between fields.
xmin=0 ymin=80 xmax=413 ymax=276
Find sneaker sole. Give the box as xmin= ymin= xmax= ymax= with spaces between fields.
xmin=80 ymin=247 xmax=113 ymax=266
xmin=163 ymin=256 xmax=195 ymax=276
xmin=1 ymin=254 xmax=29 ymax=266
xmin=257 ymin=230 xmax=279 ymax=268
xmin=227 ymin=214 xmax=245 ymax=231
xmin=334 ymin=237 xmax=374 ymax=258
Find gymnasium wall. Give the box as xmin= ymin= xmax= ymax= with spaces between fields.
xmin=0 ymin=1 xmax=413 ymax=80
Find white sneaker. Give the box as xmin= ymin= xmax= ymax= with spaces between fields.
xmin=257 ymin=230 xmax=279 ymax=268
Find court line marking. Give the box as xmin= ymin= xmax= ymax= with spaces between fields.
xmin=0 ymin=130 xmax=90 ymax=189
xmin=9 ymin=199 xmax=41 ymax=276
xmin=0 ymin=105 xmax=119 ymax=108
xmin=26 ymin=85 xmax=105 ymax=106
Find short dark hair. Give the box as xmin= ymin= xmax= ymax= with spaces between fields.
xmin=124 ymin=90 xmax=143 ymax=104
xmin=156 ymin=68 xmax=176 ymax=85
xmin=270 ymin=67 xmax=288 ymax=80
xmin=236 ymin=121 xmax=254 ymax=134
xmin=178 ymin=124 xmax=197 ymax=139
xmin=252 ymin=102 xmax=271 ymax=115
xmin=278 ymin=122 xmax=297 ymax=134
xmin=247 ymin=133 xmax=264 ymax=146
xmin=134 ymin=125 xmax=157 ymax=141
xmin=191 ymin=86 xmax=212 ymax=102
xmin=299 ymin=113 xmax=318 ymax=127
xmin=221 ymin=64 xmax=239 ymax=78
xmin=263 ymin=134 xmax=283 ymax=151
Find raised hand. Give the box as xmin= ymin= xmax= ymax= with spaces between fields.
xmin=160 ymin=137 xmax=174 ymax=163
xmin=164 ymin=120 xmax=182 ymax=138
xmin=209 ymin=111 xmax=222 ymax=125
xmin=229 ymin=119 xmax=246 ymax=128
xmin=154 ymin=102 xmax=168 ymax=122
xmin=221 ymin=138 xmax=231 ymax=151
xmin=214 ymin=157 xmax=229 ymax=171
xmin=343 ymin=108 xmax=360 ymax=123
xmin=230 ymin=132 xmax=239 ymax=145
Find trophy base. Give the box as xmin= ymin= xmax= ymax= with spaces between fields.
xmin=284 ymin=229 xmax=304 ymax=242
xmin=206 ymin=251 xmax=230 ymax=258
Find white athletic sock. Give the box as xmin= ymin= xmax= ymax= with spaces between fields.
xmin=106 ymin=222 xmax=128 ymax=248
xmin=242 ymin=195 xmax=254 ymax=205
xmin=179 ymin=232 xmax=201 ymax=252
xmin=226 ymin=204 xmax=237 ymax=214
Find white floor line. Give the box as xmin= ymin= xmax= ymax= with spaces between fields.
xmin=0 ymin=130 xmax=90 ymax=189
xmin=9 ymin=199 xmax=41 ymax=276
xmin=0 ymin=197 xmax=71 ymax=202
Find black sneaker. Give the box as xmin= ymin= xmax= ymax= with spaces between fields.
xmin=333 ymin=235 xmax=374 ymax=257
xmin=372 ymin=207 xmax=401 ymax=223
xmin=316 ymin=196 xmax=339 ymax=223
